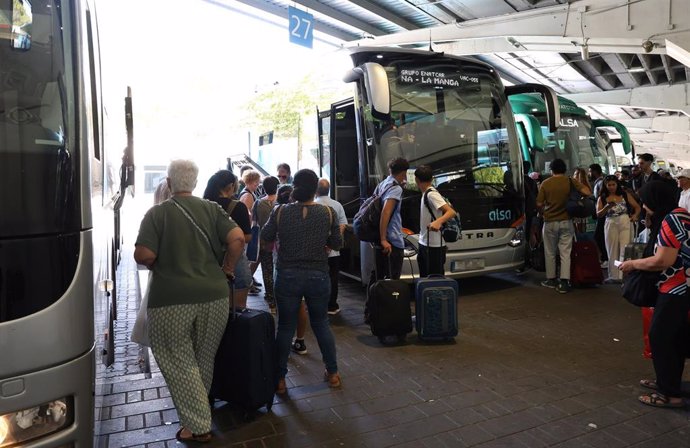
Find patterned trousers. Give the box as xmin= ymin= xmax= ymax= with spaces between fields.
xmin=259 ymin=249 xmax=275 ymax=303
xmin=148 ymin=297 xmax=229 ymax=434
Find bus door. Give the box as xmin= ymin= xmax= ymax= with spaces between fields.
xmin=318 ymin=99 xmax=362 ymax=278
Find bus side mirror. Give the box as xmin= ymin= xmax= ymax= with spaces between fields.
xmin=592 ymin=119 xmax=632 ymax=154
xmin=343 ymin=62 xmax=390 ymax=120
xmin=514 ymin=113 xmax=544 ymax=152
xmin=506 ymin=84 xmax=560 ymax=133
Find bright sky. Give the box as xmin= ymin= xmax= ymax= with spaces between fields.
xmin=96 ymin=0 xmax=352 ymax=168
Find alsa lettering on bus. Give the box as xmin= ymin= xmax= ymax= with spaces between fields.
xmin=489 ymin=209 xmax=512 ymax=222
xmin=399 ymin=69 xmax=479 ymax=88
xmin=558 ymin=118 xmax=579 ymax=128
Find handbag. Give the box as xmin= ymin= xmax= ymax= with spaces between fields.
xmin=131 ymin=272 xmax=151 ymax=346
xmin=566 ymin=179 xmax=596 ymax=219
xmin=621 ymin=269 xmax=659 ymax=307
xmin=246 ymin=224 xmax=260 ymax=262
xmin=246 ymin=199 xmax=261 ymax=262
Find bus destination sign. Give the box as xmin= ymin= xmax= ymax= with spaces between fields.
xmin=398 ymin=68 xmax=479 ymax=89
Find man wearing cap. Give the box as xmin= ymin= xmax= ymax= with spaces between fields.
xmin=677 ymin=169 xmax=690 ymax=211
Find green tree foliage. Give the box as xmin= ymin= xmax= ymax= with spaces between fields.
xmin=242 ymin=73 xmax=350 ymax=138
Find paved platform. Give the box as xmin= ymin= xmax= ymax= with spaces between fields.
xmin=96 ymin=251 xmax=689 ymax=448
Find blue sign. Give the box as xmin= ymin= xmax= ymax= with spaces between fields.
xmin=288 ymin=6 xmax=314 ymax=49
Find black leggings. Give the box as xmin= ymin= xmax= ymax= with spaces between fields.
xmin=649 ymin=291 xmax=690 ymax=397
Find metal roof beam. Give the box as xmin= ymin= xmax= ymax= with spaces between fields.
xmin=638 ymin=54 xmax=658 ymax=86
xmin=293 ymin=0 xmax=387 ymax=36
xmin=614 ymin=116 xmax=690 ymax=133
xmin=346 ymin=0 xmax=690 ymax=59
xmin=600 ymin=54 xmax=639 ymax=88
xmin=660 ymin=55 xmax=675 ymax=84
xmin=345 ymin=0 xmax=420 ymax=30
xmin=562 ymin=84 xmax=690 ymax=116
xmin=561 ymin=53 xmax=616 ymax=90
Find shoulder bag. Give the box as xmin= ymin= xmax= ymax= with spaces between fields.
xmin=566 ymin=179 xmax=596 ymax=219
xmin=621 ymin=235 xmax=659 ymax=307
xmin=245 ymin=199 xmax=261 ymax=263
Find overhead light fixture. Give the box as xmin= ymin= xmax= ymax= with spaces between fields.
xmin=628 ymin=67 xmax=646 ymax=73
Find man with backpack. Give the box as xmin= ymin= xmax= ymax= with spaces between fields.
xmin=414 ymin=165 xmax=457 ymax=277
xmin=369 ymin=158 xmax=409 ymax=285
xmin=537 ymin=158 xmax=591 ymax=294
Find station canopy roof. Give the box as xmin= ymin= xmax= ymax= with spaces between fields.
xmin=222 ymin=0 xmax=690 ymax=164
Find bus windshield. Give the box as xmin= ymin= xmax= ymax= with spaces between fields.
xmin=0 ymin=0 xmax=79 ymax=237
xmin=533 ymin=114 xmax=611 ymax=175
xmin=361 ymin=56 xmax=523 ymax=231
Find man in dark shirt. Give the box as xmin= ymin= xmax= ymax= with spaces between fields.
xmin=632 ymin=153 xmax=661 ymax=192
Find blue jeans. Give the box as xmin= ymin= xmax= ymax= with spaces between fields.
xmin=274 ymin=268 xmax=337 ymax=377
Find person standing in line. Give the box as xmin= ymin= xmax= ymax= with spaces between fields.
xmin=277 ymin=163 xmax=293 ymax=185
xmin=676 ymin=169 xmax=690 ymax=211
xmin=239 ymin=170 xmax=261 ymax=221
xmin=370 ymin=158 xmax=409 ymax=284
xmin=589 ymin=164 xmax=607 ymax=266
xmin=596 ymin=175 xmax=640 ymax=284
xmin=134 ymin=160 xmax=245 ymax=444
xmin=203 ymin=170 xmax=253 ymax=308
xmin=254 ymin=176 xmax=280 ymax=310
xmin=262 ymin=169 xmax=343 ymax=394
xmin=240 ymin=169 xmax=262 ymax=295
xmin=273 ymin=184 xmax=309 ymax=355
xmin=537 ymin=158 xmax=591 ymax=294
xmin=314 ymin=178 xmax=348 ymax=314
xmin=414 ymin=165 xmax=457 ymax=277
xmin=619 ymin=180 xmax=690 ymax=409
xmin=633 ymin=153 xmax=661 ymax=192
xmin=571 ymin=168 xmax=593 ymax=237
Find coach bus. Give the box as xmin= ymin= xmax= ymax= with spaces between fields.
xmin=318 ymin=47 xmax=560 ymax=282
xmin=509 ymin=94 xmax=632 ymax=176
xmin=0 ymin=0 xmax=133 ymax=446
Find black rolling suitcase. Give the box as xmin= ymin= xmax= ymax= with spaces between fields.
xmin=367 ymin=258 xmax=412 ymax=344
xmin=210 ymin=283 xmax=276 ymax=416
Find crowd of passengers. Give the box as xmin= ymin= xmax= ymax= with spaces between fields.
xmin=529 ymin=152 xmax=689 ymax=410
xmin=133 ymin=153 xmax=689 ymax=443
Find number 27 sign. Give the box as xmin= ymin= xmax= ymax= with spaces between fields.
xmin=288 ymin=6 xmax=314 ymax=49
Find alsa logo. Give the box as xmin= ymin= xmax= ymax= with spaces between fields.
xmin=489 ymin=209 xmax=512 ymax=222
xmin=559 ymin=118 xmax=579 ymax=128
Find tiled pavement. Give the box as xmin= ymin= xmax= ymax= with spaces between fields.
xmin=96 ymin=251 xmax=690 ymax=448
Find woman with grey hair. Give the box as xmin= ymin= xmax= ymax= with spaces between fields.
xmin=134 ymin=159 xmax=244 ymax=443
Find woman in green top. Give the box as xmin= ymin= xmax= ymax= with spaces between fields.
xmin=134 ymin=160 xmax=244 ymax=444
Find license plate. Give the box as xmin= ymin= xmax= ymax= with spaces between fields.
xmin=451 ymin=258 xmax=485 ymax=272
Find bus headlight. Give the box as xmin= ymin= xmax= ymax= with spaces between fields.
xmin=0 ymin=397 xmax=73 ymax=447
xmin=508 ymin=229 xmax=524 ymax=247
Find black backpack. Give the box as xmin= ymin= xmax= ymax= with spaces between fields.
xmin=353 ymin=182 xmax=399 ymax=243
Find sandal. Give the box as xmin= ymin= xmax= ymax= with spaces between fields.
xmin=175 ymin=427 xmax=212 ymax=444
xmin=639 ymin=379 xmax=658 ymax=390
xmin=638 ymin=392 xmax=684 ymax=409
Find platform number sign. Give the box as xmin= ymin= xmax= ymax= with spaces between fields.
xmin=288 ymin=6 xmax=313 ymax=49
